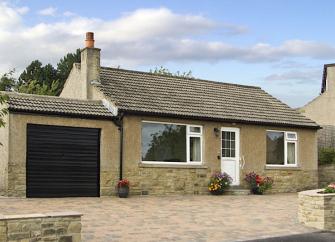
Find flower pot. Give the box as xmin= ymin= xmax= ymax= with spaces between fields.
xmin=251 ymin=187 xmax=263 ymax=195
xmin=118 ymin=186 xmax=129 ymax=198
xmin=210 ymin=189 xmax=224 ymax=195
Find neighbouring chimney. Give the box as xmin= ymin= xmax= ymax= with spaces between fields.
xmin=322 ymin=64 xmax=335 ymax=95
xmin=81 ymin=32 xmax=101 ymax=99
xmin=85 ymin=32 xmax=95 ymax=48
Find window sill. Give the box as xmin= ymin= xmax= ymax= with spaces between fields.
xmin=139 ymin=162 xmax=208 ymax=169
xmin=265 ymin=165 xmax=301 ymax=170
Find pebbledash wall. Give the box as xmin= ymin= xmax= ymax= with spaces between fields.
xmin=1 ymin=112 xmax=318 ymax=197
xmin=2 ymin=112 xmax=120 ymax=197
xmin=122 ymin=115 xmax=318 ymax=195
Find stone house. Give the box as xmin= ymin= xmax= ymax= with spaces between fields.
xmin=300 ymin=64 xmax=335 ymax=150
xmin=0 ymin=32 xmax=319 ymax=197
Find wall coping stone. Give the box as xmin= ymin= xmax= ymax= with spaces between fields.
xmin=139 ymin=163 xmax=208 ymax=169
xmin=299 ymin=189 xmax=335 ymax=197
xmin=0 ymin=211 xmax=82 ymax=221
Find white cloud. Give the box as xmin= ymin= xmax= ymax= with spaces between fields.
xmin=37 ymin=7 xmax=57 ymax=16
xmin=16 ymin=6 xmax=29 ymax=15
xmin=0 ymin=5 xmax=334 ymax=74
xmin=63 ymin=11 xmax=76 ymax=17
xmin=264 ymin=70 xmax=321 ymax=84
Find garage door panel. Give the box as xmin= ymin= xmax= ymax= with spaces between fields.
xmin=27 ymin=124 xmax=100 ymax=198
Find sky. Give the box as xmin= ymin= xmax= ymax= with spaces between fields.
xmin=1 ymin=0 xmax=335 ymax=107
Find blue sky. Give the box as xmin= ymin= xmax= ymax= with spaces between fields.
xmin=1 ymin=0 xmax=335 ymax=107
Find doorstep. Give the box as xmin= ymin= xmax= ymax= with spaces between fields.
xmin=225 ymin=186 xmax=250 ymax=195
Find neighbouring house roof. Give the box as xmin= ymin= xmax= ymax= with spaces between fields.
xmin=97 ymin=67 xmax=319 ymax=129
xmin=321 ymin=63 xmax=335 ymax=93
xmin=5 ymin=92 xmax=115 ymax=119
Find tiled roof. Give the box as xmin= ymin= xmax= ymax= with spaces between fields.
xmin=97 ymin=67 xmax=319 ymax=128
xmin=5 ymin=92 xmax=115 ymax=119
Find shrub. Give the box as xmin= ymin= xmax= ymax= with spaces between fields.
xmin=244 ymin=172 xmax=274 ymax=194
xmin=208 ymin=172 xmax=232 ymax=195
xmin=117 ymin=179 xmax=129 ymax=188
xmin=319 ymin=147 xmax=335 ymax=165
xmin=324 ymin=183 xmax=335 ymax=194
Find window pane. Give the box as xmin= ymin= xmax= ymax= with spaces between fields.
xmin=190 ymin=137 xmax=201 ymax=162
xmin=142 ymin=123 xmax=186 ymax=162
xmin=231 ymin=149 xmax=235 ymax=157
xmin=266 ymin=131 xmax=284 ymax=165
xmin=287 ymin=142 xmax=296 ymax=164
xmin=189 ymin=126 xmax=201 ymax=133
xmin=222 ymin=131 xmax=236 ymax=158
xmin=222 ymin=149 xmax=229 ymax=157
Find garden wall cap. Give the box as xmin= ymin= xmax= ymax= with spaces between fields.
xmin=0 ymin=211 xmax=82 ymax=220
xmin=299 ymin=189 xmax=335 ymax=197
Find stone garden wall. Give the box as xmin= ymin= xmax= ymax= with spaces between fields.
xmin=318 ymin=164 xmax=335 ymax=188
xmin=0 ymin=211 xmax=82 ymax=242
xmin=298 ymin=189 xmax=335 ymax=230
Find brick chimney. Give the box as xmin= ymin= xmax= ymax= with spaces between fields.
xmin=81 ymin=32 xmax=100 ymax=99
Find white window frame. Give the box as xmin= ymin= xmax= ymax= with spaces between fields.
xmin=266 ymin=130 xmax=298 ymax=167
xmin=141 ymin=121 xmax=203 ymax=165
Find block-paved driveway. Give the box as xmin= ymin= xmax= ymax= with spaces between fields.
xmin=0 ymin=194 xmax=320 ymax=241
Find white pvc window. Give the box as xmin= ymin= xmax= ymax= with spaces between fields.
xmin=266 ymin=131 xmax=297 ymax=166
xmin=141 ymin=121 xmax=202 ymax=164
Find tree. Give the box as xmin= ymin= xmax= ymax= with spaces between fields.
xmin=17 ymin=49 xmax=81 ymax=95
xmin=18 ymin=80 xmax=60 ymax=96
xmin=150 ymin=66 xmax=193 ymax=78
xmin=0 ymin=70 xmax=17 ymax=91
xmin=56 ymin=49 xmax=81 ymax=84
xmin=0 ymin=94 xmax=8 ymax=129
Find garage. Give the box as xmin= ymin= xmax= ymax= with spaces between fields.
xmin=26 ymin=124 xmax=100 ymax=198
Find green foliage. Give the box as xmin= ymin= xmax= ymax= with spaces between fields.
xmin=15 ymin=49 xmax=81 ymax=96
xmin=150 ymin=66 xmax=193 ymax=78
xmin=18 ymin=80 xmax=60 ymax=96
xmin=319 ymin=147 xmax=335 ymax=164
xmin=56 ymin=49 xmax=81 ymax=91
xmin=0 ymin=94 xmax=8 ymax=129
xmin=0 ymin=69 xmax=17 ymax=91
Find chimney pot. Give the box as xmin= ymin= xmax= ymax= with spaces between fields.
xmin=85 ymin=32 xmax=95 ymax=48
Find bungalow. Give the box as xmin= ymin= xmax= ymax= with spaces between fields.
xmin=0 ymin=32 xmax=319 ymax=197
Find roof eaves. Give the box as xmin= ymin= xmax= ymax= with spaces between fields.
xmin=119 ymin=109 xmax=320 ymax=130
xmin=8 ymin=108 xmax=117 ymax=121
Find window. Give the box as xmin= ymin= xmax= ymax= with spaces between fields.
xmin=222 ymin=131 xmax=236 ymax=158
xmin=266 ymin=131 xmax=297 ymax=166
xmin=141 ymin=122 xmax=202 ymax=164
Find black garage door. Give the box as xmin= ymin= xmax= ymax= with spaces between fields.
xmin=27 ymin=124 xmax=100 ymax=198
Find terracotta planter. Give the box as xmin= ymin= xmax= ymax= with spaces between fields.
xmin=118 ymin=186 xmax=129 ymax=198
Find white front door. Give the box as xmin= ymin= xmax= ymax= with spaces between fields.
xmin=221 ymin=127 xmax=240 ymax=186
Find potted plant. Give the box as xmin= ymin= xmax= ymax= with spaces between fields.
xmin=208 ymin=172 xmax=232 ymax=195
xmin=244 ymin=172 xmax=273 ymax=195
xmin=319 ymin=183 xmax=335 ymax=194
xmin=117 ymin=179 xmax=130 ymax=198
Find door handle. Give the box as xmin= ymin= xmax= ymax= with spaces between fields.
xmin=239 ymin=156 xmax=245 ymax=169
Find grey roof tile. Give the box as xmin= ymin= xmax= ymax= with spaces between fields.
xmin=5 ymin=92 xmax=114 ymax=119
xmin=97 ymin=67 xmax=318 ymax=128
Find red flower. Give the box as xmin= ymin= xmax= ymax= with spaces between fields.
xmin=117 ymin=179 xmax=130 ymax=188
xmin=255 ymin=175 xmax=263 ymax=185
